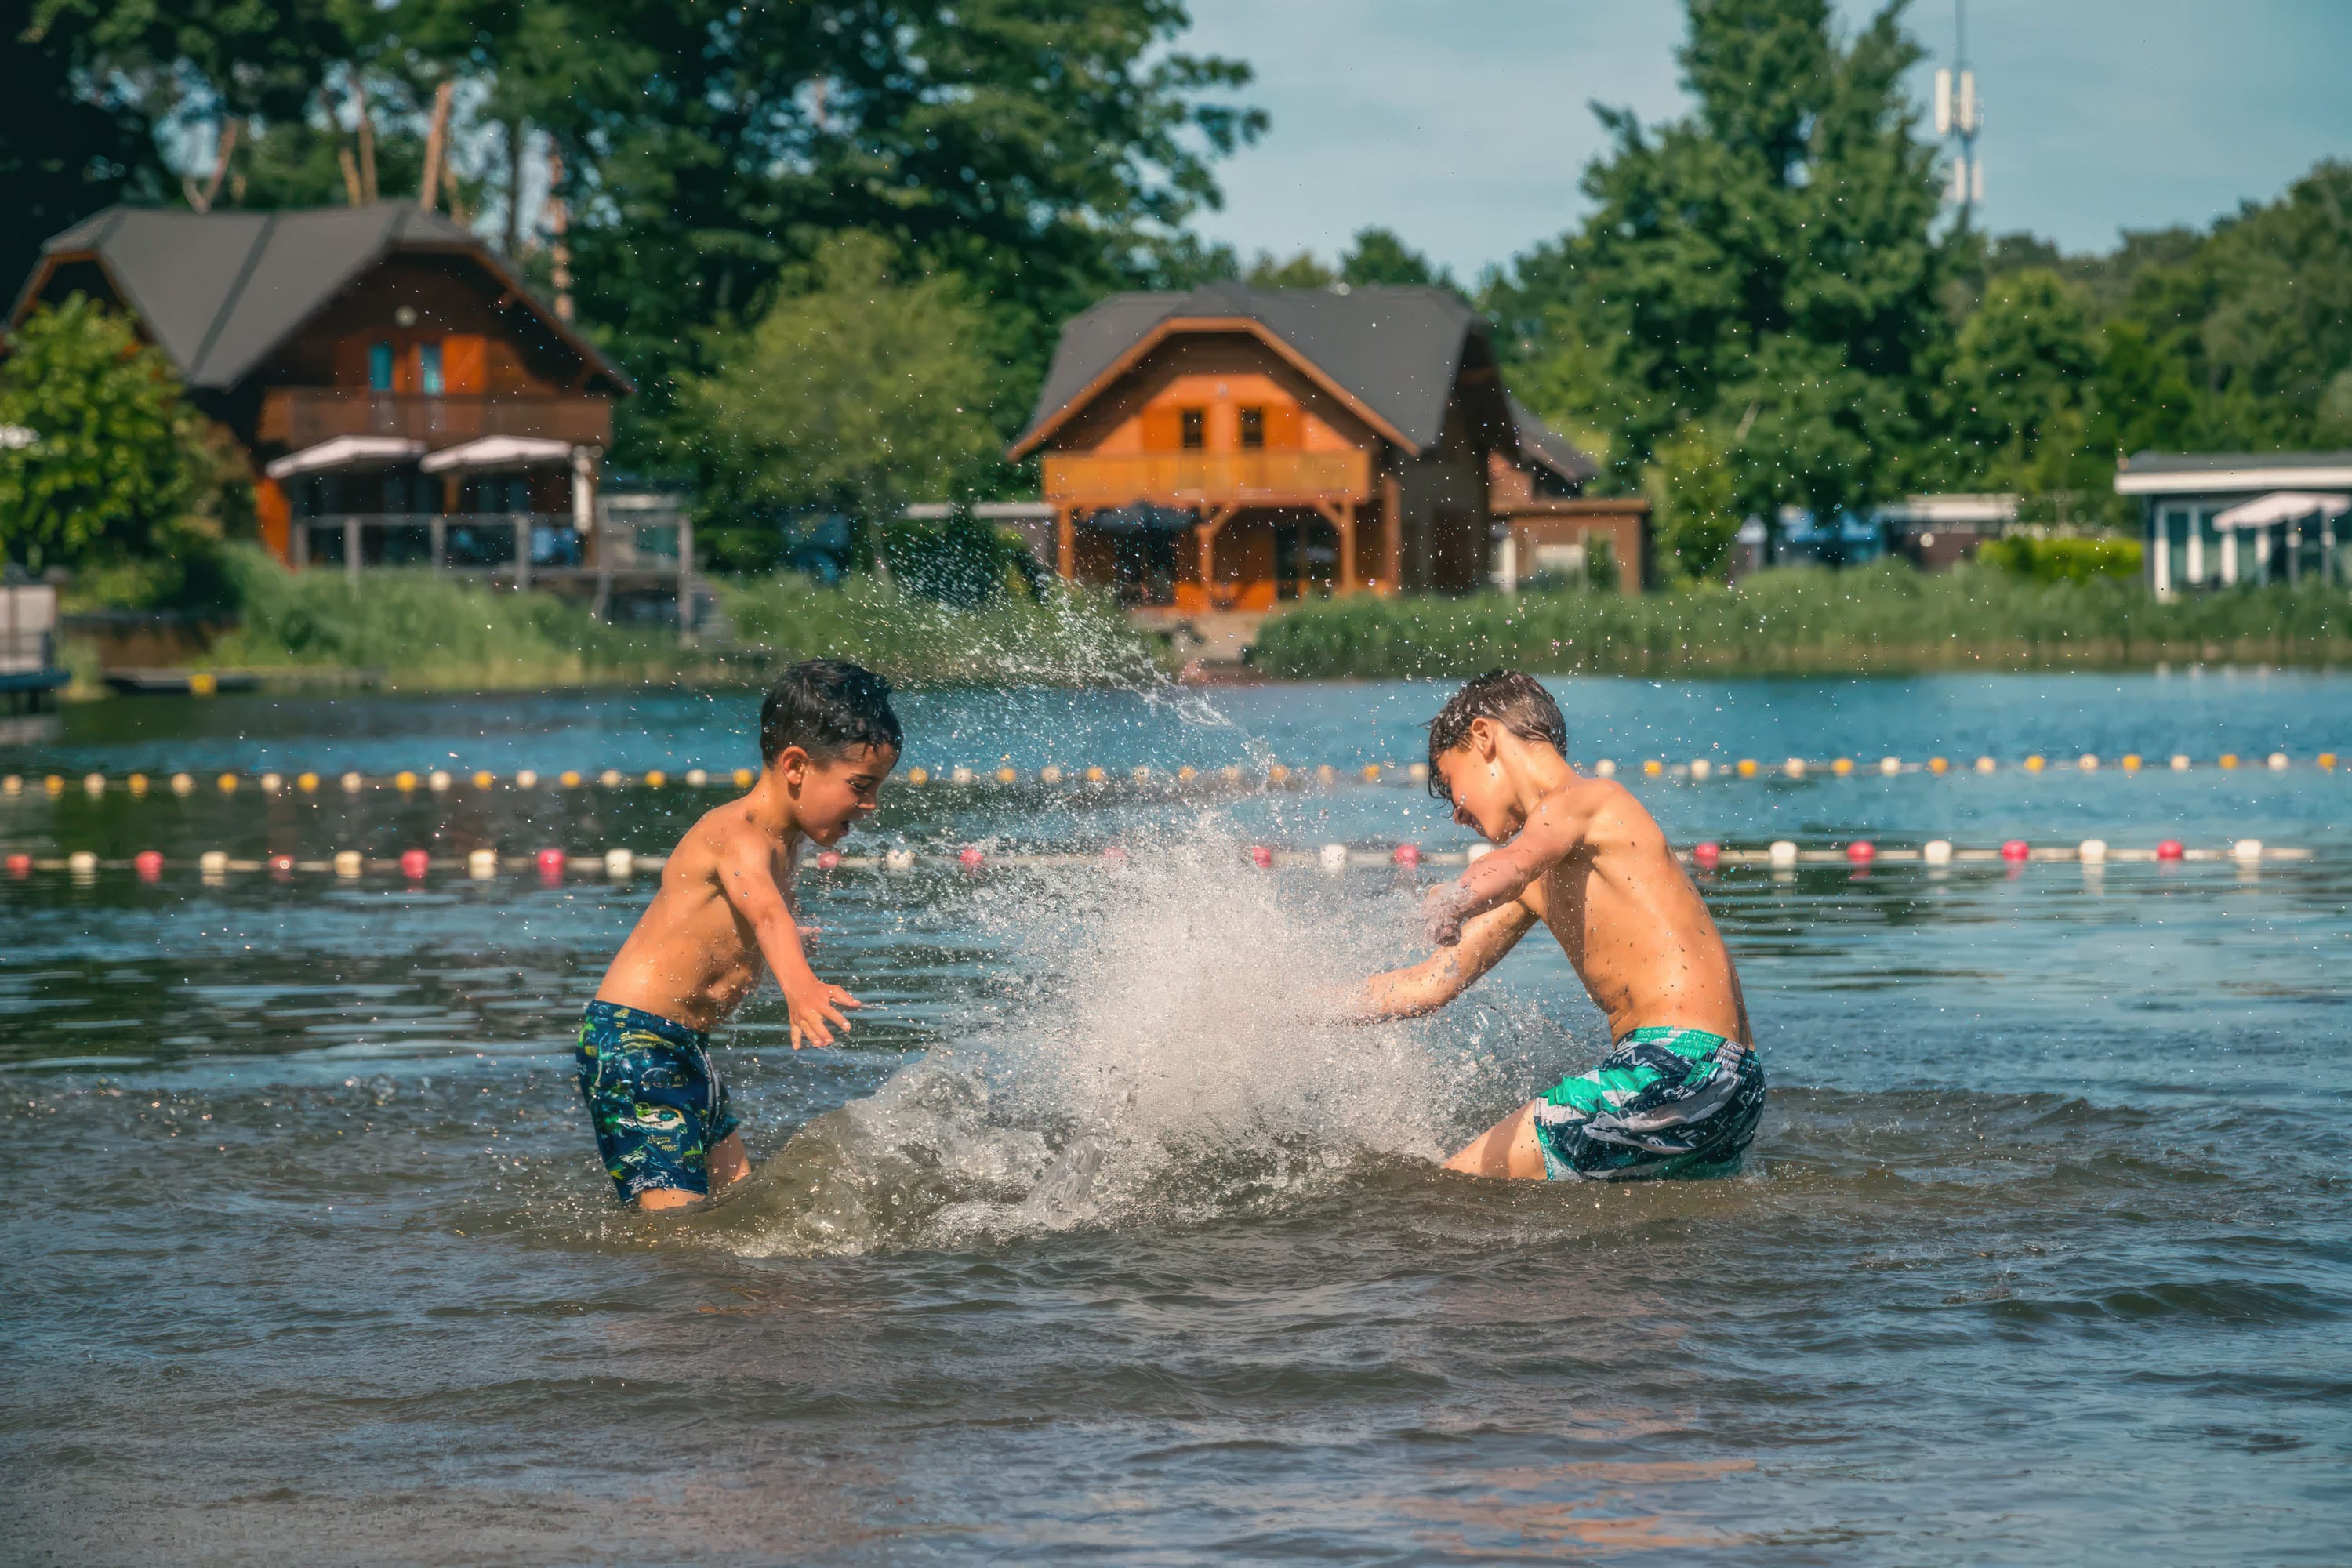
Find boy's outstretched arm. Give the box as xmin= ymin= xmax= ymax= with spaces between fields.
xmin=1424 ymin=793 xmax=1595 ymax=946
xmin=718 ymin=832 xmax=861 ymax=1048
xmin=1354 ymin=901 xmax=1539 ymax=1020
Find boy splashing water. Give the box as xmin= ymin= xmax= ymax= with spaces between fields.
xmin=1356 ymin=670 xmax=1765 ymax=1181
xmin=577 ymin=659 xmax=900 ymax=1209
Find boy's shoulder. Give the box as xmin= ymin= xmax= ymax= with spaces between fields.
xmin=1549 ymin=771 xmax=1663 ymax=844
xmin=673 ymin=797 xmax=786 ymax=870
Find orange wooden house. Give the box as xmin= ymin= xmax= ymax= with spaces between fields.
xmin=14 ymin=203 xmax=632 ymax=580
xmin=1009 ymin=282 xmax=1647 ymax=608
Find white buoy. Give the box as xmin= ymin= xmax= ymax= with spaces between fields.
xmin=1219 ymin=765 xmax=1243 ymax=783
xmin=2171 ymin=754 xmax=2191 ymax=771
xmin=603 ymin=848 xmax=634 ymax=879
xmin=2078 ymin=754 xmax=2100 ymax=771
xmin=260 ymin=772 xmax=283 ymax=793
xmin=2267 ymin=752 xmax=2290 ymax=771
xmin=1785 ymin=758 xmax=1807 ymax=779
xmin=334 ymin=851 xmax=364 ymax=878
xmin=950 ymin=765 xmax=975 ymax=785
xmin=2231 ymin=839 xmax=2263 ymax=863
xmin=171 ymin=773 xmax=195 ymax=796
xmin=1594 ymin=760 xmax=1617 ymax=778
xmin=685 ymin=768 xmax=708 ymax=787
xmin=1040 ymin=765 xmax=1065 ymax=785
xmin=1923 ymin=839 xmax=1954 ymax=864
xmin=83 ymin=773 xmax=106 ymax=796
xmin=1131 ymin=765 xmax=1152 ymax=783
xmin=1880 ymin=757 xmax=1901 ymax=776
xmin=428 ymin=770 xmax=452 ymax=793
xmin=0 ymin=775 xmax=17 ymax=795
xmin=515 ymin=770 xmax=539 ymax=789
xmin=1318 ymin=842 xmax=1349 ymax=872
xmin=67 ymin=850 xmax=98 ymax=875
xmin=198 ymin=850 xmax=229 ymax=873
xmin=1769 ymin=840 xmax=1799 ymax=867
xmin=467 ymin=848 xmax=498 ymax=879
xmin=1407 ymin=762 xmax=1430 ymax=783
xmin=1974 ymin=757 xmax=1997 ymax=774
xmin=341 ymin=771 xmax=365 ymax=793
xmin=1690 ymin=759 xmax=1712 ymax=781
xmin=1465 ymin=843 xmax=1493 ymax=863
xmin=884 ymin=847 xmax=916 ymax=873
xmin=2078 ymin=838 xmax=2108 ymax=864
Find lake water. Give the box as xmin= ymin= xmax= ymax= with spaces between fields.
xmin=5 ymin=671 xmax=2350 ymax=1564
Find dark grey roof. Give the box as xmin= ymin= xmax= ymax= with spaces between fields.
xmin=1506 ymin=395 xmax=1598 ymax=483
xmin=2121 ymin=449 xmax=2352 ymax=474
xmin=26 ymin=203 xmax=627 ymax=391
xmin=1018 ymin=282 xmax=1487 ymax=455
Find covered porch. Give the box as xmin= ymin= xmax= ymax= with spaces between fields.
xmin=1041 ymin=450 xmax=1381 ymax=610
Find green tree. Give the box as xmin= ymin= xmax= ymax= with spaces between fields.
xmin=0 ymin=293 xmax=229 ymax=572
xmin=1946 ymin=268 xmax=2100 ymax=488
xmin=679 ymin=234 xmax=1001 ymax=570
xmin=1246 ymin=251 xmax=1337 ymax=289
xmin=1491 ymin=0 xmax=1951 ymax=525
xmin=1643 ymin=420 xmax=1743 ymax=582
xmin=1339 ymin=227 xmax=1457 ymax=292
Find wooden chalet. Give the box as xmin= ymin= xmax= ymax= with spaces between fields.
xmin=1010 ymin=282 xmax=1648 ymax=608
xmin=12 ymin=204 xmax=659 ymax=598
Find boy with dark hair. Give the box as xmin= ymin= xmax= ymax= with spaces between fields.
xmin=1355 ymin=669 xmax=1766 ymax=1181
xmin=576 ymin=659 xmax=902 ymax=1209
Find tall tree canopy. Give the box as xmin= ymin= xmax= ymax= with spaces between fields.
xmin=1491 ymin=0 xmax=1951 ymax=521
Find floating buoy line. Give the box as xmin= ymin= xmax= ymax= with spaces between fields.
xmin=0 ymin=837 xmax=2314 ymax=885
xmin=0 ymin=750 xmax=2343 ymax=806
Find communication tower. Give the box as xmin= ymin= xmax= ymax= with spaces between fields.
xmin=1932 ymin=0 xmax=1983 ymax=221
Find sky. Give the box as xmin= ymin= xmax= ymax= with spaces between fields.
xmin=1178 ymin=0 xmax=2352 ymax=281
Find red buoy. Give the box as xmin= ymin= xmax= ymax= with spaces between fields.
xmin=268 ymin=853 xmax=295 ymax=877
xmin=1249 ymin=844 xmax=1273 ymax=868
xmin=1846 ymin=840 xmax=1875 ymax=863
xmin=2155 ymin=839 xmax=2185 ymax=862
xmin=2001 ymin=839 xmax=2031 ymax=862
xmin=1693 ymin=841 xmax=1721 ymax=869
xmin=1392 ymin=843 xmax=1421 ymax=866
xmin=958 ymin=844 xmax=985 ymax=867
xmin=815 ymin=849 xmax=842 ymax=870
xmin=1101 ymin=845 xmax=1128 ymax=863
xmin=400 ymin=848 xmax=430 ymax=880
xmin=135 ymin=850 xmax=164 ymax=881
xmin=536 ymin=847 xmax=566 ymax=883
xmin=3 ymin=853 xmax=27 ymax=878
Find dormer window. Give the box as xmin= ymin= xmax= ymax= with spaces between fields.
xmin=1179 ymin=408 xmax=1205 ymax=450
xmin=418 ymin=342 xmax=445 ymax=397
xmin=368 ymin=342 xmax=394 ymax=392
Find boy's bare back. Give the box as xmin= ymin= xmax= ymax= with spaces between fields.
xmin=594 ymin=800 xmax=804 ymax=1035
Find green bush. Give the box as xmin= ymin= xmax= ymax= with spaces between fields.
xmin=1250 ymin=560 xmax=2352 ymax=678
xmin=1977 ymin=534 xmax=2143 ymax=583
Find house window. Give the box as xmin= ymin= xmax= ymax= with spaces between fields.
xmin=418 ymin=342 xmax=445 ymax=397
xmin=368 ymin=342 xmax=394 ymax=392
xmin=1239 ymin=407 xmax=1265 ymax=449
xmin=1179 ymin=408 xmax=1205 ymax=450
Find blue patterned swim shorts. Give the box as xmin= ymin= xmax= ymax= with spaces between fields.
xmin=1531 ymin=1025 xmax=1765 ymax=1181
xmin=575 ymin=1000 xmax=739 ymax=1201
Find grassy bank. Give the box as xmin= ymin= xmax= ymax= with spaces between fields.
xmin=1249 ymin=564 xmax=2352 ymax=679
xmin=124 ymin=548 xmax=1158 ymax=691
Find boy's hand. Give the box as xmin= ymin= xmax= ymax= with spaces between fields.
xmin=1421 ymin=882 xmax=1472 ymax=947
xmin=782 ymin=973 xmax=862 ymax=1048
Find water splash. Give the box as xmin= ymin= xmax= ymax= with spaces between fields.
xmin=693 ymin=819 xmax=1555 ymax=1257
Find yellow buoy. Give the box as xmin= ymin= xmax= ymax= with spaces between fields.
xmin=217 ymin=772 xmax=239 ymax=793
xmin=474 ymin=771 xmax=495 ymax=790
xmin=1737 ymin=758 xmax=1759 ymax=778
xmin=2121 ymin=753 xmax=2143 ymax=772
xmin=644 ymin=770 xmax=666 ymax=788
xmin=395 ymin=771 xmax=418 ymax=792
xmin=1928 ymin=757 xmax=1949 ymax=775
xmin=297 ymin=771 xmax=320 ymax=793
xmin=1831 ymin=757 xmax=1854 ymax=777
xmin=734 ymin=768 xmax=754 ymax=788
xmin=906 ymin=767 xmax=930 ymax=786
xmin=2024 ymin=755 xmax=2046 ymax=772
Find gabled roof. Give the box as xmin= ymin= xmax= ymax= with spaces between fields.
xmin=1013 ymin=282 xmax=1490 ymax=459
xmin=1506 ymin=395 xmax=1598 ymax=484
xmin=16 ymin=203 xmax=630 ymax=393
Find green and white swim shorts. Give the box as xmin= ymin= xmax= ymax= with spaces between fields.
xmin=1531 ymin=1025 xmax=1765 ymax=1181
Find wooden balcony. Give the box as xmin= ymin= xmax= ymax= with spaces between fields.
xmin=1043 ymin=448 xmax=1371 ymax=509
xmin=259 ymin=390 xmax=614 ymax=451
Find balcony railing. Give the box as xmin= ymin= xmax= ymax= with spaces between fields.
xmin=259 ymin=391 xmax=614 ymax=450
xmin=1043 ymin=449 xmax=1372 ymax=509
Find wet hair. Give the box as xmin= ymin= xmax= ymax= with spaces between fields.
xmin=1425 ymin=669 xmax=1567 ymax=801
xmin=759 ymin=659 xmax=902 ymax=767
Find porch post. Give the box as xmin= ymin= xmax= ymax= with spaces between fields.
xmin=430 ymin=514 xmax=446 ymax=570
xmin=678 ymin=514 xmax=696 ymax=645
xmin=345 ymin=516 xmax=361 ymax=593
xmin=1056 ymin=506 xmax=1076 ymax=580
xmin=1198 ymin=503 xmax=1238 ymax=602
xmin=515 ymin=513 xmax=531 ymax=592
xmin=1337 ymin=501 xmax=1358 ymax=594
xmin=1380 ymin=470 xmax=1404 ymax=593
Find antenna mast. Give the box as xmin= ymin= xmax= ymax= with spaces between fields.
xmin=1931 ymin=0 xmax=1983 ymax=223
